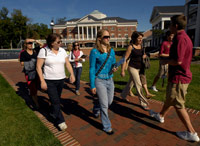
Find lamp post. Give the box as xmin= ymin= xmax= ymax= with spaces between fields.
xmin=50 ymin=19 xmax=54 ymax=34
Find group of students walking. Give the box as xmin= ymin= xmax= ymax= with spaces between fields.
xmin=19 ymin=14 xmax=199 ymax=142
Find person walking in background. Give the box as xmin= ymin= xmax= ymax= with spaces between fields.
xmin=69 ymin=41 xmax=86 ymax=95
xmin=20 ymin=39 xmax=43 ymax=109
xmin=121 ymin=31 xmax=149 ymax=110
xmin=150 ymin=31 xmax=174 ymax=92
xmin=36 ymin=34 xmax=75 ymax=131
xmin=89 ymin=29 xmax=117 ymax=135
xmin=149 ymin=15 xmax=199 ymax=142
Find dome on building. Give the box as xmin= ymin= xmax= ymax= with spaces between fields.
xmin=90 ymin=10 xmax=107 ymax=19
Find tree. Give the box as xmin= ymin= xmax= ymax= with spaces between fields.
xmin=56 ymin=17 xmax=67 ymax=24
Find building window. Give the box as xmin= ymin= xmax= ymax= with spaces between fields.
xmin=68 ymin=34 xmax=72 ymax=39
xmin=118 ymin=28 xmax=121 ymax=31
xmin=104 ymin=26 xmax=108 ymax=30
xmin=68 ymin=28 xmax=71 ymax=33
xmin=131 ymin=27 xmax=134 ymax=31
xmin=59 ymin=30 xmax=62 ymax=33
xmin=125 ymin=27 xmax=128 ymax=31
xmin=111 ymin=27 xmax=115 ymax=31
xmin=164 ymin=21 xmax=171 ymax=29
xmin=118 ymin=34 xmax=121 ymax=38
xmin=111 ymin=33 xmax=115 ymax=38
xmin=124 ymin=34 xmax=128 ymax=38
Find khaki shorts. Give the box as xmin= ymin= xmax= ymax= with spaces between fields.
xmin=164 ymin=82 xmax=189 ymax=109
xmin=156 ymin=62 xmax=168 ymax=78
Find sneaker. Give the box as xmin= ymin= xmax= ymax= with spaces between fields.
xmin=150 ymin=86 xmax=158 ymax=92
xmin=176 ymin=131 xmax=200 ymax=142
xmin=58 ymin=122 xmax=67 ymax=131
xmin=149 ymin=110 xmax=164 ymax=123
xmin=75 ymin=90 xmax=80 ymax=96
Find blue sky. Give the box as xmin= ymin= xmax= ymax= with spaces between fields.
xmin=0 ymin=0 xmax=185 ymax=31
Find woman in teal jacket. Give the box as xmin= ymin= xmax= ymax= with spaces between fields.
xmin=89 ymin=29 xmax=117 ymax=135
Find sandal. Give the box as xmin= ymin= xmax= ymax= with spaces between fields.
xmin=140 ymin=101 xmax=150 ymax=110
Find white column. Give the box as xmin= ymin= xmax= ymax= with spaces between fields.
xmin=82 ymin=26 xmax=84 ymax=40
xmin=78 ymin=26 xmax=80 ymax=40
xmin=115 ymin=41 xmax=117 ymax=48
xmin=91 ymin=26 xmax=93 ymax=40
xmin=86 ymin=26 xmax=89 ymax=40
xmin=95 ymin=26 xmax=97 ymax=37
xmin=100 ymin=25 xmax=102 ymax=29
xmin=161 ymin=21 xmax=164 ymax=30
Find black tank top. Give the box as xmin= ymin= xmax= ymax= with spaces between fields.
xmin=129 ymin=48 xmax=144 ymax=69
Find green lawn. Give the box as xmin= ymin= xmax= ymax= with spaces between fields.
xmin=68 ymin=56 xmax=200 ymax=110
xmin=0 ymin=75 xmax=61 ymax=146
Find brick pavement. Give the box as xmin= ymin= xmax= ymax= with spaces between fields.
xmin=0 ymin=61 xmax=200 ymax=146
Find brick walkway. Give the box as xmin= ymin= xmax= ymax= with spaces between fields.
xmin=0 ymin=61 xmax=200 ymax=146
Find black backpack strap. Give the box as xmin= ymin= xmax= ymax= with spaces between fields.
xmin=95 ymin=51 xmax=111 ymax=76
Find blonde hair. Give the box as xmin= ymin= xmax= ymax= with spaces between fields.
xmin=95 ymin=29 xmax=111 ymax=53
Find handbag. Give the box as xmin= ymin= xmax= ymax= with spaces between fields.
xmin=95 ymin=51 xmax=111 ymax=76
xmin=142 ymin=48 xmax=150 ymax=69
xmin=28 ymin=70 xmax=37 ymax=80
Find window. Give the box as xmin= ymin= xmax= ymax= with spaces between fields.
xmin=125 ymin=27 xmax=128 ymax=31
xmin=68 ymin=28 xmax=71 ymax=33
xmin=124 ymin=34 xmax=128 ymax=38
xmin=68 ymin=34 xmax=72 ymax=39
xmin=111 ymin=33 xmax=115 ymax=38
xmin=111 ymin=27 xmax=115 ymax=31
xmin=59 ymin=29 xmax=62 ymax=33
xmin=118 ymin=34 xmax=121 ymax=38
xmin=118 ymin=28 xmax=121 ymax=31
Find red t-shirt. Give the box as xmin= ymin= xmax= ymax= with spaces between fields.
xmin=168 ymin=30 xmax=193 ymax=84
xmin=160 ymin=41 xmax=172 ymax=55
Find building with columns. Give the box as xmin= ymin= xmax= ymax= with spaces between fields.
xmin=53 ymin=10 xmax=138 ymax=48
xmin=150 ymin=6 xmax=185 ymax=48
xmin=185 ymin=0 xmax=200 ymax=47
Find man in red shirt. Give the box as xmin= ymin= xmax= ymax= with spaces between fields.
xmin=149 ymin=15 xmax=199 ymax=142
xmin=150 ymin=31 xmax=174 ymax=92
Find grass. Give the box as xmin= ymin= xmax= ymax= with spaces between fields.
xmin=0 ymin=74 xmax=61 ymax=146
xmin=67 ymin=55 xmax=200 ymax=110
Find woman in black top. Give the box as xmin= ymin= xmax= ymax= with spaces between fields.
xmin=121 ymin=31 xmax=149 ymax=110
xmin=20 ymin=39 xmax=43 ymax=108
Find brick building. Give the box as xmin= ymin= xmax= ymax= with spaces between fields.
xmin=52 ymin=10 xmax=138 ymax=48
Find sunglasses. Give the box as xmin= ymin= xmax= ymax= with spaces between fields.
xmin=103 ymin=36 xmax=110 ymax=39
xmin=26 ymin=42 xmax=33 ymax=44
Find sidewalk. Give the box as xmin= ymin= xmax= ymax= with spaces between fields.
xmin=0 ymin=61 xmax=200 ymax=146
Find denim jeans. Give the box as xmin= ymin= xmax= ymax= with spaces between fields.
xmin=73 ymin=67 xmax=82 ymax=91
xmin=45 ymin=79 xmax=65 ymax=125
xmin=93 ymin=77 xmax=114 ymax=132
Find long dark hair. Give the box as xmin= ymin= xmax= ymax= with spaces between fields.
xmin=46 ymin=33 xmax=61 ymax=48
xmin=130 ymin=31 xmax=144 ymax=45
xmin=72 ymin=41 xmax=80 ymax=51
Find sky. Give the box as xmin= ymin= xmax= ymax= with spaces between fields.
xmin=0 ymin=0 xmax=185 ymax=31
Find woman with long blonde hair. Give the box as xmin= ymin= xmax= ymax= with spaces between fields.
xmin=89 ymin=29 xmax=117 ymax=135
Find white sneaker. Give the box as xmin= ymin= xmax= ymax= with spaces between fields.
xmin=150 ymin=86 xmax=158 ymax=92
xmin=58 ymin=122 xmax=67 ymax=131
xmin=176 ymin=131 xmax=200 ymax=142
xmin=149 ymin=110 xmax=164 ymax=123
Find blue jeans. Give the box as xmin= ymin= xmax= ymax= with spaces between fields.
xmin=45 ymin=79 xmax=65 ymax=125
xmin=93 ymin=78 xmax=114 ymax=132
xmin=73 ymin=67 xmax=82 ymax=90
